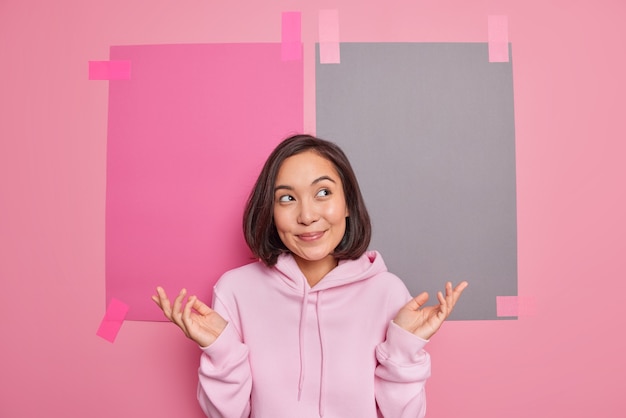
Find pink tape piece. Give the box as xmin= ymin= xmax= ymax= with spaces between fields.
xmin=319 ymin=9 xmax=340 ymax=64
xmin=488 ymin=15 xmax=509 ymax=62
xmin=96 ymin=298 xmax=129 ymax=342
xmin=281 ymin=11 xmax=302 ymax=61
xmin=88 ymin=60 xmax=132 ymax=80
xmin=496 ymin=296 xmax=536 ymax=317
xmin=496 ymin=296 xmax=518 ymax=316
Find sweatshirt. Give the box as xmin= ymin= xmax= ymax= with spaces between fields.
xmin=197 ymin=250 xmax=431 ymax=418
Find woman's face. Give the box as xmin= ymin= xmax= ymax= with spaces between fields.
xmin=273 ymin=151 xmax=349 ymax=274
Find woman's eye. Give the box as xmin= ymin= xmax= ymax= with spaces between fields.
xmin=316 ymin=189 xmax=331 ymax=197
xmin=278 ymin=195 xmax=294 ymax=202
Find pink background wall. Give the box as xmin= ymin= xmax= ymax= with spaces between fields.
xmin=1 ymin=0 xmax=625 ymax=417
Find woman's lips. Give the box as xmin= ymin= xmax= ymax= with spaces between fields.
xmin=297 ymin=231 xmax=325 ymax=241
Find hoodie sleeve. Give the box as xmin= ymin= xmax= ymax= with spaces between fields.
xmin=196 ymin=292 xmax=252 ymax=418
xmin=374 ymin=320 xmax=431 ymax=418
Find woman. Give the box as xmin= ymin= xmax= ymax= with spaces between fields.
xmin=153 ymin=134 xmax=468 ymax=417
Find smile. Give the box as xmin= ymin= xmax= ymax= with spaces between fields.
xmin=297 ymin=231 xmax=326 ymax=241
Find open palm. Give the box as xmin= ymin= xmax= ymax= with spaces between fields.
xmin=393 ymin=281 xmax=468 ymax=340
xmin=152 ymin=287 xmax=227 ymax=347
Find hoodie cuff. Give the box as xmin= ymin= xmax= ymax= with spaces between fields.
xmin=379 ymin=321 xmax=429 ymax=365
xmin=200 ymin=322 xmax=246 ymax=365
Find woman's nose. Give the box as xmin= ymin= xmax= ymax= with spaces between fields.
xmin=297 ymin=200 xmax=319 ymax=225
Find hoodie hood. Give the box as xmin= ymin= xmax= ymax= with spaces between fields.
xmin=273 ymin=250 xmax=388 ymax=293
xmin=271 ymin=251 xmax=388 ymax=417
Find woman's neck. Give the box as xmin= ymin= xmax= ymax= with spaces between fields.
xmin=293 ymin=254 xmax=338 ymax=288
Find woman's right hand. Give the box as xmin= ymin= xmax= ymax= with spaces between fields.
xmin=152 ymin=287 xmax=227 ymax=347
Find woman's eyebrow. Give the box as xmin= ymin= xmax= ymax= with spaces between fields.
xmin=274 ymin=184 xmax=293 ymax=192
xmin=311 ymin=175 xmax=336 ymax=185
xmin=274 ymin=176 xmax=336 ymax=192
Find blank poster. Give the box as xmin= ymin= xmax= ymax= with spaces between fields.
xmin=316 ymin=43 xmax=517 ymax=320
xmin=106 ymin=43 xmax=303 ymax=321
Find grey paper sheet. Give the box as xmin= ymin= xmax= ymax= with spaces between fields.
xmin=316 ymin=43 xmax=517 ymax=320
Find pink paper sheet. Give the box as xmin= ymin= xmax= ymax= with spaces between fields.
xmin=319 ymin=10 xmax=340 ymax=64
xmin=88 ymin=60 xmax=131 ymax=80
xmin=105 ymin=43 xmax=303 ymax=321
xmin=282 ymin=11 xmax=302 ymax=61
xmin=488 ymin=15 xmax=509 ymax=62
xmin=496 ymin=296 xmax=536 ymax=317
xmin=96 ymin=298 xmax=129 ymax=342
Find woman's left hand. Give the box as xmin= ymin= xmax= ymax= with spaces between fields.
xmin=393 ymin=281 xmax=469 ymax=340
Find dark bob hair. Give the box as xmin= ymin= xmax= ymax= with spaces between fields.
xmin=243 ymin=134 xmax=371 ymax=267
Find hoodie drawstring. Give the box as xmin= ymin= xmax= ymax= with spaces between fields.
xmin=298 ymin=286 xmax=327 ymax=417
xmin=316 ymin=292 xmax=326 ymax=417
xmin=297 ymin=284 xmax=309 ymax=401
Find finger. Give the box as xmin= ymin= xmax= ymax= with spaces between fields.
xmin=189 ymin=296 xmax=213 ymax=316
xmin=171 ymin=289 xmax=188 ymax=325
xmin=447 ymin=282 xmax=456 ymax=303
xmin=156 ymin=286 xmax=168 ymax=299
xmin=443 ymin=281 xmax=469 ymax=314
xmin=181 ymin=296 xmax=197 ymax=331
xmin=437 ymin=290 xmax=446 ymax=306
xmin=154 ymin=287 xmax=174 ymax=320
xmin=172 ymin=288 xmax=186 ymax=309
xmin=436 ymin=290 xmax=450 ymax=318
xmin=449 ymin=281 xmax=469 ymax=303
xmin=405 ymin=292 xmax=429 ymax=311
xmin=454 ymin=281 xmax=469 ymax=295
